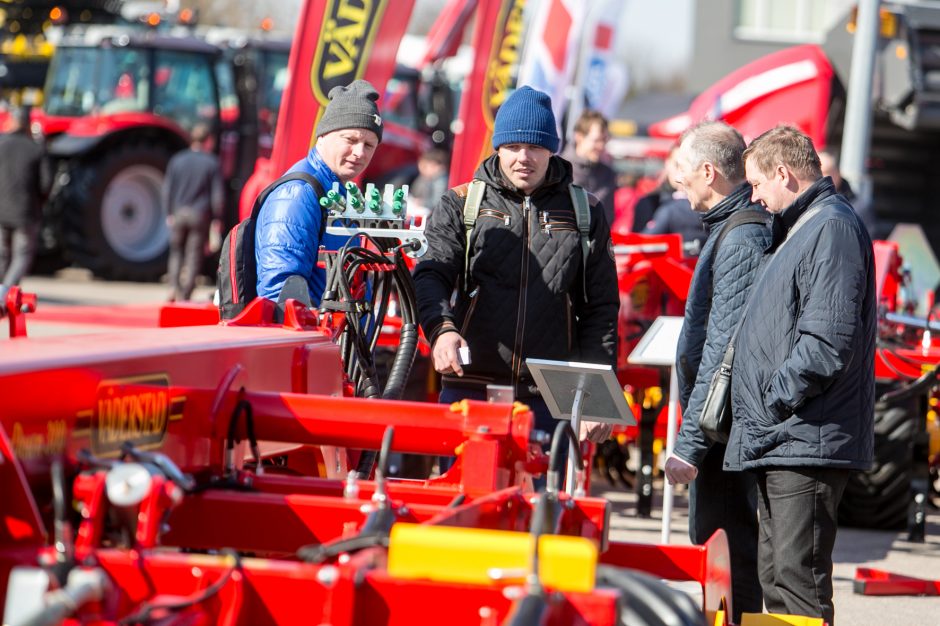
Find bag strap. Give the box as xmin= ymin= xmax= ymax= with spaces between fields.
xmin=462 ymin=179 xmax=486 ymax=291
xmin=569 ymin=183 xmax=591 ymax=302
xmin=713 ymin=209 xmax=767 ymax=256
xmin=250 ymin=171 xmax=325 ymax=221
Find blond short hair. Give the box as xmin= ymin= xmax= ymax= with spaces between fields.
xmin=743 ymin=125 xmax=822 ymax=181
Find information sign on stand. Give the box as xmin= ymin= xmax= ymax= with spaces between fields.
xmin=627 ymin=316 xmax=684 ymax=544
xmin=526 ymin=359 xmax=634 ymax=497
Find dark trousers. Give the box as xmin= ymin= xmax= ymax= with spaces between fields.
xmin=0 ymin=222 xmax=39 ymax=288
xmin=688 ymin=445 xmax=762 ymax=623
xmin=167 ymin=210 xmax=209 ymax=301
xmin=756 ymin=467 xmax=849 ymax=625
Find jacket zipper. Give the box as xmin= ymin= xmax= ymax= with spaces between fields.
xmin=565 ymin=294 xmax=573 ymax=352
xmin=511 ymin=196 xmax=531 ymax=387
xmin=229 ymin=223 xmax=240 ymax=303
xmin=460 ymin=287 xmax=481 ymax=335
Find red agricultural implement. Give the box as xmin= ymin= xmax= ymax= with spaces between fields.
xmin=0 ymin=269 xmax=735 ymax=626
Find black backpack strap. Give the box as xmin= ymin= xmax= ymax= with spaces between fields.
xmin=709 ymin=209 xmax=767 ymax=297
xmin=713 ymin=209 xmax=766 ymax=253
xmin=250 ymin=171 xmax=326 ymax=220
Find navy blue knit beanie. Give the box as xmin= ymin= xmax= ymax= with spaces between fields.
xmin=491 ymin=86 xmax=559 ymax=152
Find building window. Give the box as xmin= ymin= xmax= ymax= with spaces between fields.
xmin=735 ymin=0 xmax=851 ymax=44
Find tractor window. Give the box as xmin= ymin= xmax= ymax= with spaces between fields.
xmin=152 ymin=50 xmax=218 ymax=133
xmin=45 ymin=46 xmax=149 ymax=116
xmin=259 ymin=49 xmax=289 ymax=135
xmin=214 ymin=59 xmax=238 ymax=114
xmin=98 ymin=48 xmax=150 ymax=114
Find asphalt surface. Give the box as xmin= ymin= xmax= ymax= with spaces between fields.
xmin=7 ymin=271 xmax=940 ymax=625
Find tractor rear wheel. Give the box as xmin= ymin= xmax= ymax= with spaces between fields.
xmin=59 ymin=142 xmax=172 ymax=281
xmin=838 ymin=383 xmax=917 ymax=530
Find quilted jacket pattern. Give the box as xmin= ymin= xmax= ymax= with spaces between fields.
xmin=413 ymin=154 xmax=619 ymax=398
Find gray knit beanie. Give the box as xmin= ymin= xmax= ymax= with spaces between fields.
xmin=316 ymin=79 xmax=383 ymax=142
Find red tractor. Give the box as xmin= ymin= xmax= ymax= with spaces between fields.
xmin=33 ymin=22 xmax=290 ymax=280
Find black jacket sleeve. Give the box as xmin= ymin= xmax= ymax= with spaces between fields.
xmin=413 ymin=188 xmax=467 ymax=344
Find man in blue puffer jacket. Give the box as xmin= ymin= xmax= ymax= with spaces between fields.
xmin=733 ymin=125 xmax=875 ymax=625
xmin=255 ymin=80 xmax=383 ymax=306
xmin=663 ymin=121 xmax=770 ymax=623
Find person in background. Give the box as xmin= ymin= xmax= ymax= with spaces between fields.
xmin=641 ymin=148 xmax=707 ymax=249
xmin=0 ymin=106 xmax=46 ymax=310
xmin=409 ymin=147 xmax=450 ymax=214
xmin=818 ymin=148 xmax=877 ymax=236
xmin=163 ymin=123 xmax=224 ymax=302
xmin=632 ymin=144 xmax=682 ymax=232
xmin=733 ymin=125 xmax=875 ymax=625
xmin=662 ymin=121 xmax=769 ymax=623
xmin=564 ymin=109 xmax=618 ymax=225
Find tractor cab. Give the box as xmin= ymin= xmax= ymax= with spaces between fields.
xmin=40 ymin=28 xmax=227 ymax=140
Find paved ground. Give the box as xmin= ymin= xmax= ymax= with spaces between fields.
xmin=7 ymin=271 xmax=940 ymax=625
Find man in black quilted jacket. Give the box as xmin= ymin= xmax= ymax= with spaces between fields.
xmin=663 ymin=121 xmax=770 ymax=623
xmin=413 ymin=86 xmax=619 ymax=447
xmin=732 ymin=125 xmax=875 ymax=625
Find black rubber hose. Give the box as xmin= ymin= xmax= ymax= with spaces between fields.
xmin=878 ymin=362 xmax=940 ymax=404
xmin=382 ymin=323 xmax=418 ymax=400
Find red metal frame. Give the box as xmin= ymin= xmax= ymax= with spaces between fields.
xmin=854 ymin=567 xmax=940 ymax=596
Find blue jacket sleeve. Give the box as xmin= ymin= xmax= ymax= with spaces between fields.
xmin=255 ymin=181 xmax=322 ymax=303
xmin=673 ymin=224 xmax=768 ymax=467
xmin=764 ymin=219 xmax=869 ymax=420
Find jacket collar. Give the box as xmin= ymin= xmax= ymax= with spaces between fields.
xmin=701 ymin=182 xmax=755 ymax=230
xmin=306 ymin=148 xmax=343 ymax=192
xmin=770 ymin=176 xmax=835 ymax=249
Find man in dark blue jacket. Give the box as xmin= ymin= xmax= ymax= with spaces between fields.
xmin=734 ymin=125 xmax=875 ymax=625
xmin=255 ymin=80 xmax=382 ymax=306
xmin=663 ymin=121 xmax=769 ymax=623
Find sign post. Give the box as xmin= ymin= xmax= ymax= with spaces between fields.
xmin=627 ymin=316 xmax=684 ymax=543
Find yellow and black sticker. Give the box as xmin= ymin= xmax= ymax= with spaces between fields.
xmin=310 ymin=0 xmax=389 ymax=105
xmin=9 ymin=419 xmax=67 ymax=461
xmin=89 ymin=374 xmax=181 ymax=456
xmin=481 ymin=0 xmax=526 ymax=128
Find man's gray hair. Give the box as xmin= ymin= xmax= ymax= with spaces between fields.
xmin=678 ymin=121 xmax=746 ymax=183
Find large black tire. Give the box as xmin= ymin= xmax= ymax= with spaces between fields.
xmin=838 ymin=383 xmax=917 ymax=530
xmin=596 ymin=566 xmax=707 ymax=626
xmin=58 ymin=142 xmax=172 ymax=281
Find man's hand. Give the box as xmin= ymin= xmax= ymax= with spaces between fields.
xmin=432 ymin=331 xmax=468 ymax=376
xmin=664 ymin=455 xmax=698 ymax=485
xmin=580 ymin=420 xmax=613 ymax=443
